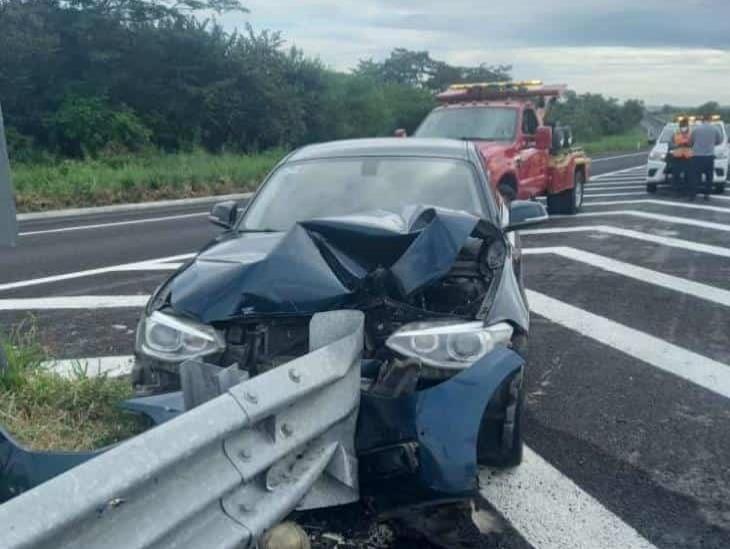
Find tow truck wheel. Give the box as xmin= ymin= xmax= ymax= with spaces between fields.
xmin=647 ymin=182 xmax=657 ymax=193
xmin=714 ymin=182 xmax=726 ymax=194
xmin=546 ymin=169 xmax=585 ymax=215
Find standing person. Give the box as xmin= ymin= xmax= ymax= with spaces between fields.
xmin=668 ymin=118 xmax=693 ymax=193
xmin=690 ymin=115 xmax=723 ymax=200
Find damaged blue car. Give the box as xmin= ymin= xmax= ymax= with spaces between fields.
xmin=1 ymin=138 xmax=547 ymax=513
xmin=132 ymin=138 xmax=546 ymax=504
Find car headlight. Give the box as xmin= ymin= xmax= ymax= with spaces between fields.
xmin=649 ymin=150 xmax=665 ymax=161
xmin=386 ymin=320 xmax=513 ymax=370
xmin=136 ymin=311 xmax=225 ymax=362
xmin=715 ymin=148 xmax=729 ymax=160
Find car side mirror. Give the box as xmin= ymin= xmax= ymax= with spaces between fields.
xmin=208 ymin=200 xmax=238 ymax=229
xmin=535 ymin=126 xmax=552 ymax=151
xmin=506 ymin=200 xmax=548 ymax=232
xmin=394 ymin=128 xmax=407 ymax=138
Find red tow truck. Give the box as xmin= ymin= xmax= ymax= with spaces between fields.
xmin=410 ymin=81 xmax=591 ymax=214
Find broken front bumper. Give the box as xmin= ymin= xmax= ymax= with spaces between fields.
xmin=1 ymin=347 xmax=524 ymax=508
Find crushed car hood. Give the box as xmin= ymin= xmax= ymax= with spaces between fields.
xmin=161 ymin=205 xmax=516 ymax=324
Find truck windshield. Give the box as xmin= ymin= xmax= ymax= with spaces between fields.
xmin=240 ymin=157 xmax=486 ymax=232
xmin=414 ymin=107 xmax=518 ymax=141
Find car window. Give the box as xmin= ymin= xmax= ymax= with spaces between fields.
xmin=522 ymin=109 xmax=539 ymax=135
xmin=242 ymin=157 xmax=488 ymax=231
xmin=414 ymin=107 xmax=518 ymax=141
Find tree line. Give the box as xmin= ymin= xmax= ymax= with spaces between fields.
xmin=0 ymin=0 xmax=644 ymax=162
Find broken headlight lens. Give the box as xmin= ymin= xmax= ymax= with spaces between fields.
xmin=386 ymin=321 xmax=513 ymax=370
xmin=137 ymin=311 xmax=225 ymax=362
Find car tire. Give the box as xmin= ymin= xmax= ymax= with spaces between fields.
xmin=647 ymin=182 xmax=657 ymax=193
xmin=714 ymin=182 xmax=726 ymax=194
xmin=477 ymin=372 xmax=524 ymax=468
xmin=546 ymin=170 xmax=584 ymax=215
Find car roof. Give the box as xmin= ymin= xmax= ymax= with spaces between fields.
xmin=287 ymin=138 xmax=472 ymax=162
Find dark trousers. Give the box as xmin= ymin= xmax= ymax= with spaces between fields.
xmin=691 ymin=156 xmax=714 ymax=196
xmin=670 ymin=157 xmax=691 ymax=191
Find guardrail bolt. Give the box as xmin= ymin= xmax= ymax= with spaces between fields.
xmin=238 ymin=502 xmax=254 ymax=513
xmin=288 ymin=368 xmax=301 ymax=383
xmin=238 ymin=449 xmax=251 ymax=461
xmin=244 ymin=391 xmax=258 ymax=404
xmin=280 ymin=423 xmax=294 ymax=437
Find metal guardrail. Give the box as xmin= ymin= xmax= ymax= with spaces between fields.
xmin=641 ymin=114 xmax=666 ymax=141
xmin=0 ymin=310 xmax=364 ymax=549
xmin=0 ymin=101 xmax=18 ymax=247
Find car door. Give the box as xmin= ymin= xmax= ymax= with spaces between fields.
xmin=517 ymin=108 xmax=547 ymax=197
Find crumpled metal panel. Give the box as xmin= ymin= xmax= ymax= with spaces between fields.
xmin=166 ymin=206 xmax=503 ymax=323
xmin=0 ymin=102 xmax=18 ymax=248
xmin=357 ymin=347 xmax=524 ymax=495
xmin=0 ymin=310 xmax=363 ymax=549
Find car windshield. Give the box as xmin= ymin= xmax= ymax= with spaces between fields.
xmin=241 ymin=157 xmax=486 ymax=232
xmin=414 ymin=107 xmax=518 ymax=141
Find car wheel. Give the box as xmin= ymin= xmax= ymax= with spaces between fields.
xmin=547 ymin=170 xmax=584 ymax=215
xmin=647 ymin=182 xmax=657 ymax=193
xmin=477 ymin=371 xmax=524 ymax=468
xmin=714 ymin=182 xmax=726 ymax=194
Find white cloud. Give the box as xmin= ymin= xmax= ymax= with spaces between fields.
xmin=218 ymin=0 xmax=730 ymax=105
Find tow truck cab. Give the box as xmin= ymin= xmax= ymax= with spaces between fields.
xmin=412 ymin=81 xmax=591 ymax=215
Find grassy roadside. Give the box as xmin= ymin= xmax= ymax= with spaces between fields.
xmin=0 ymin=321 xmax=145 ymax=451
xmin=579 ymin=127 xmax=648 ymax=155
xmin=11 ymin=149 xmax=284 ymax=213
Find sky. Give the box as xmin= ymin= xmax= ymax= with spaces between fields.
xmin=219 ymin=0 xmax=730 ymax=106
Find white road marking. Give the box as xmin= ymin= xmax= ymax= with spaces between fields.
xmin=583 ymin=192 xmax=646 ymax=198
xmin=521 ymin=225 xmax=730 ymax=258
xmin=575 ymin=210 xmax=730 ymax=233
xmin=19 ymin=212 xmax=207 ymax=237
xmin=591 ymin=152 xmax=648 ymax=163
xmin=18 ymin=192 xmax=252 ymax=222
xmin=119 ymin=262 xmax=184 ymax=271
xmin=592 ymin=175 xmax=646 ymax=182
xmin=586 ymin=185 xmax=644 ymax=191
xmin=480 ymin=447 xmax=657 ymax=549
xmin=43 ymin=355 xmax=135 ymax=378
xmin=592 ymin=167 xmax=646 ymax=179
xmin=0 ymin=253 xmax=194 ymax=292
xmin=524 ymin=246 xmax=730 ymax=307
xmin=583 ymin=199 xmax=730 ymax=212
xmin=527 ymin=289 xmax=730 ymax=400
xmin=0 ymin=295 xmax=150 ymax=310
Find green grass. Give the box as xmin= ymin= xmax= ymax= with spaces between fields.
xmin=579 ymin=127 xmax=649 ymax=155
xmin=0 ymin=320 xmax=146 ymax=451
xmin=11 ymin=149 xmax=284 ymax=212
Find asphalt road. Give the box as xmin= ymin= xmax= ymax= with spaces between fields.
xmin=6 ymin=148 xmax=730 ymax=548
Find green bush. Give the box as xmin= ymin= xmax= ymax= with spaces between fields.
xmin=51 ymin=95 xmax=152 ymax=158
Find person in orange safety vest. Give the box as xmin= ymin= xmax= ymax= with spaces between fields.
xmin=668 ymin=118 xmax=693 ymax=192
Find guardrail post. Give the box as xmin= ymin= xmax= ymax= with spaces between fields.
xmin=0 ymin=101 xmax=18 ymax=248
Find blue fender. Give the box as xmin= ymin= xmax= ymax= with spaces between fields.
xmin=358 ymin=347 xmax=524 ymax=495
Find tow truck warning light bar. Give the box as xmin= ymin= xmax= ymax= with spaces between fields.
xmin=674 ymin=114 xmax=723 ymax=123
xmin=437 ymin=80 xmax=567 ymax=103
